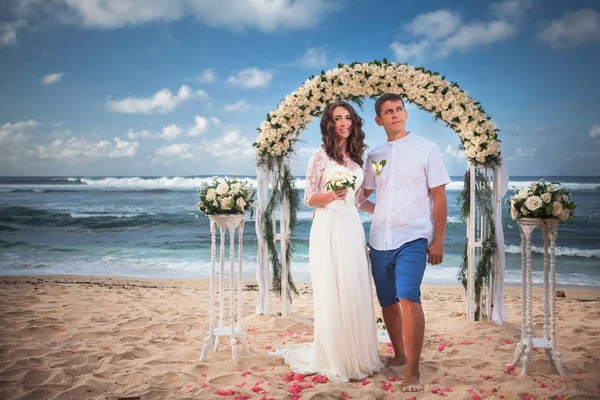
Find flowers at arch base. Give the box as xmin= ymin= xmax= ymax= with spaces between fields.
xmin=196 ymin=177 xmax=257 ymax=217
xmin=506 ymin=179 xmax=576 ymax=222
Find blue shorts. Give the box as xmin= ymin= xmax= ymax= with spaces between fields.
xmin=370 ymin=238 xmax=428 ymax=306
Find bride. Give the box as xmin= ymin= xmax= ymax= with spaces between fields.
xmin=273 ymin=101 xmax=383 ymax=381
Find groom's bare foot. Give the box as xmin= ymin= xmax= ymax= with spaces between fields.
xmin=385 ymin=356 xmax=407 ymax=368
xmin=401 ymin=372 xmax=422 ymax=392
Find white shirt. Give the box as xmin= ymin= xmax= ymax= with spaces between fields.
xmin=362 ymin=133 xmax=451 ymax=251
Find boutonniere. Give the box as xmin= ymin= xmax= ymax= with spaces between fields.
xmin=371 ymin=160 xmax=386 ymax=176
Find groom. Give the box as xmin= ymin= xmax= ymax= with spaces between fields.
xmin=360 ymin=93 xmax=450 ymax=392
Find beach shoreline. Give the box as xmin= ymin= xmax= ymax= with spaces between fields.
xmin=1 ymin=274 xmax=599 ymax=399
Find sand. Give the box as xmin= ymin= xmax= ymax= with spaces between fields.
xmin=0 ymin=275 xmax=599 ymax=399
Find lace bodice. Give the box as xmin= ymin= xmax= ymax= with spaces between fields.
xmin=304 ymin=147 xmax=364 ymax=208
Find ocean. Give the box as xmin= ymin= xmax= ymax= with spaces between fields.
xmin=1 ymin=176 xmax=599 ymax=288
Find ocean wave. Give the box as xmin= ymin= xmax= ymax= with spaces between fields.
xmin=1 ymin=176 xmax=598 ymax=192
xmin=80 ymin=176 xmax=258 ymax=189
xmin=505 ymin=244 xmax=600 ymax=258
xmin=70 ymin=212 xmax=151 ymax=219
xmin=0 ymin=206 xmax=188 ymax=231
xmin=504 ymin=270 xmax=600 ymax=287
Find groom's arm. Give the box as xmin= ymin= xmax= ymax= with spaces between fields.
xmin=356 ymin=188 xmax=375 ymax=213
xmin=427 ymin=185 xmax=447 ymax=265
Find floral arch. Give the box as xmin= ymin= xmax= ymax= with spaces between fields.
xmin=253 ymin=59 xmax=508 ymax=323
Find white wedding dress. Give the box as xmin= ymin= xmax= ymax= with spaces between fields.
xmin=273 ymin=147 xmax=383 ymax=382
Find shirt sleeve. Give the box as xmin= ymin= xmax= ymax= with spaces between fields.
xmin=426 ymin=144 xmax=451 ymax=188
xmin=362 ymin=153 xmax=376 ymax=191
xmin=304 ymin=149 xmax=326 ymax=207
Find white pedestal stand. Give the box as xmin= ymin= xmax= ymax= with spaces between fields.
xmin=508 ymin=217 xmax=566 ymax=376
xmin=200 ymin=214 xmax=250 ymax=361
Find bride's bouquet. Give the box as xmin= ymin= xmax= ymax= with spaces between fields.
xmin=325 ymin=169 xmax=357 ymax=191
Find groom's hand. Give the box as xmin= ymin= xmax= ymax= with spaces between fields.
xmin=427 ymin=241 xmax=444 ymax=265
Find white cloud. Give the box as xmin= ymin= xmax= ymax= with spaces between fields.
xmin=188 ymin=0 xmax=339 ymax=31
xmin=106 ymin=85 xmax=209 ymax=114
xmin=223 ymin=99 xmax=255 ymax=112
xmin=30 ymin=136 xmax=138 ymax=159
xmin=110 ymin=137 xmax=138 ymax=157
xmin=160 ymin=124 xmax=183 ymax=139
xmin=60 ymin=0 xmax=186 ymax=28
xmin=188 ymin=116 xmax=208 ymax=136
xmin=126 ymin=129 xmax=153 ymax=140
xmin=297 ymin=47 xmax=328 ymax=68
xmin=155 ymin=143 xmax=194 ymax=159
xmin=444 ymin=144 xmax=464 ymax=160
xmin=391 ymin=2 xmax=522 ymax=61
xmin=18 ymin=0 xmax=337 ymax=31
xmin=538 ymin=9 xmax=600 ymax=47
xmin=406 ymin=10 xmax=461 ymax=40
xmin=210 ymin=117 xmax=221 ymax=126
xmin=42 ymin=72 xmax=65 ymax=85
xmin=390 ymin=40 xmax=430 ymax=61
xmin=226 ymin=68 xmax=273 ymax=89
xmin=200 ymin=130 xmax=255 ymax=160
xmin=195 ymin=68 xmax=216 ymax=83
xmin=440 ymin=20 xmax=515 ymax=56
xmin=490 ymin=0 xmax=532 ymax=21
xmin=515 ymin=147 xmax=538 ymax=157
xmin=0 ymin=120 xmax=39 ymax=146
xmin=590 ymin=124 xmax=600 ymax=140
xmin=51 ymin=128 xmax=72 ymax=138
xmin=0 ymin=20 xmax=25 ymax=46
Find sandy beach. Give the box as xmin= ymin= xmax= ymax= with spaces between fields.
xmin=0 ymin=275 xmax=598 ymax=400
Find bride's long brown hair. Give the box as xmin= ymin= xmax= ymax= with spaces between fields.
xmin=319 ymin=101 xmax=367 ymax=166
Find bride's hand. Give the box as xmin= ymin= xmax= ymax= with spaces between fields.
xmin=331 ymin=188 xmax=348 ymax=202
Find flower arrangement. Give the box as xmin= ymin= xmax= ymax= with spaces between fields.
xmin=196 ymin=177 xmax=257 ymax=216
xmin=325 ymin=169 xmax=357 ymax=191
xmin=254 ymin=59 xmax=501 ymax=168
xmin=506 ymin=179 xmax=576 ymax=222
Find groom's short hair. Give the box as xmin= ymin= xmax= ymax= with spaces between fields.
xmin=374 ymin=93 xmax=405 ymax=116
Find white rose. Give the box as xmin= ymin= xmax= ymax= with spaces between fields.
xmin=510 ymin=204 xmax=518 ymax=220
xmin=260 ymin=120 xmax=270 ymax=132
xmin=562 ymin=194 xmax=570 ymax=202
xmin=206 ymin=188 xmax=216 ymax=201
xmin=236 ymin=197 xmax=247 ymax=210
xmin=525 ymin=196 xmax=542 ymax=211
xmin=230 ymin=183 xmax=242 ymax=195
xmin=541 ymin=193 xmax=552 ymax=203
xmin=558 ymin=209 xmax=570 ymax=222
xmin=520 ymin=206 xmax=530 ymax=216
xmin=518 ymin=189 xmax=529 ymax=199
xmin=552 ymin=201 xmax=563 ymax=217
xmin=220 ymin=197 xmax=233 ymax=210
xmin=216 ymin=182 xmax=229 ymax=196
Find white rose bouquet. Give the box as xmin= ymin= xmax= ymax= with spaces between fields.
xmin=325 ymin=169 xmax=357 ymax=191
xmin=197 ymin=177 xmax=256 ymax=216
xmin=505 ymin=179 xmax=576 ymax=222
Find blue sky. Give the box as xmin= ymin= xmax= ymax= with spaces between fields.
xmin=1 ymin=0 xmax=599 ymax=177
